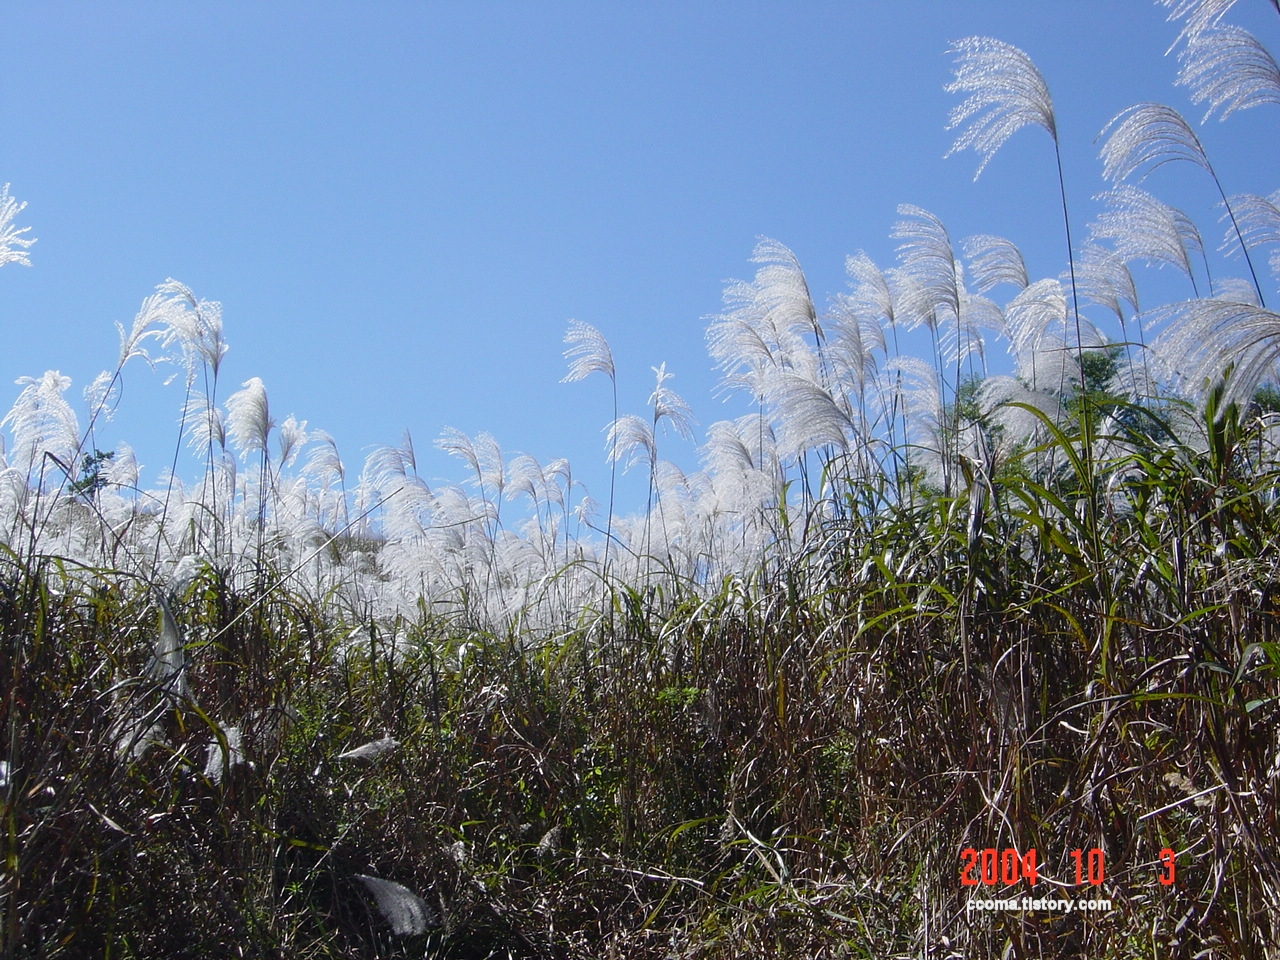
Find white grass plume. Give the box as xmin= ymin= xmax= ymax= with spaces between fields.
xmin=748 ymin=237 xmax=821 ymax=342
xmin=303 ymin=430 xmax=345 ymax=488
xmin=1091 ymin=185 xmax=1204 ymax=285
xmin=762 ymin=371 xmax=853 ymax=461
xmin=1149 ymin=296 xmax=1280 ymax=406
xmin=2 ymin=371 xmax=79 ymax=479
xmin=606 ymin=414 xmax=656 ymax=470
xmin=844 ymin=252 xmax=900 ymax=327
xmin=649 ymin=363 xmax=696 ymax=440
xmin=1178 ymin=24 xmax=1280 ymax=121
xmin=158 ymin=279 xmax=227 ymax=378
xmin=892 ymin=205 xmax=959 ymax=331
xmin=1159 ymin=0 xmax=1241 ymax=47
xmin=561 ymin=319 xmax=614 ymax=383
xmin=277 ymin=416 xmax=308 ymax=469
xmin=1223 ymin=190 xmax=1280 ymax=279
xmin=225 ymin=377 xmax=274 ymax=458
xmin=825 ymin=291 xmax=885 ymax=400
xmin=1074 ymin=244 xmax=1140 ymax=323
xmin=0 ymin=185 xmax=34 ymax=267
xmin=1098 ymin=103 xmax=1214 ymax=181
xmin=1005 ymin=281 xmax=1065 ymax=359
xmin=353 ymin=874 xmax=437 ymax=936
xmin=945 ymin=36 xmax=1056 ymax=178
xmin=706 ymin=238 xmax=822 ymax=400
xmin=962 ymin=234 xmax=1029 ymax=293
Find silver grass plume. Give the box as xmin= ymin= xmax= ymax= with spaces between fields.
xmin=825 ymin=291 xmax=886 ymax=401
xmin=150 ymin=594 xmax=190 ymax=702
xmin=116 ymin=288 xmax=188 ymax=370
xmin=543 ymin=457 xmax=570 ymax=510
xmin=762 ymin=371 xmax=853 ymax=462
xmin=505 ymin=453 xmax=547 ymax=508
xmin=947 ymin=33 xmax=1090 ymax=401
xmin=1098 ymin=102 xmax=1216 ymax=180
xmin=892 ymin=205 xmax=960 ymax=332
xmin=706 ymin=239 xmax=821 ymax=401
xmin=353 ymin=874 xmax=437 ymax=936
xmin=277 ymin=415 xmax=309 ymax=469
xmin=703 ymin=418 xmax=761 ymax=475
xmin=606 ymin=414 xmax=656 ymax=470
xmin=962 ymin=234 xmax=1030 ymax=293
xmin=562 ymin=318 xmax=618 ymax=567
xmin=0 ymin=185 xmax=34 ymax=267
xmin=1091 ymin=185 xmax=1205 ymax=288
xmin=303 ymin=430 xmax=345 ymax=488
xmin=844 ymin=252 xmax=899 ymax=328
xmin=437 ymin=427 xmax=503 ymax=498
xmin=183 ymin=395 xmax=227 ymax=456
xmin=105 ymin=442 xmax=139 ymax=490
xmin=83 ymin=372 xmax=118 ymax=423
xmin=1149 ymin=297 xmax=1280 ymax=406
xmin=1098 ymin=101 xmax=1266 ymax=304
xmin=748 ymin=237 xmax=821 ymax=343
xmin=561 ymin=319 xmax=614 ymax=382
xmin=1002 ymin=279 xmax=1096 ymax=390
xmin=945 ymin=36 xmax=1056 ymax=179
xmin=881 ymin=356 xmax=949 ymax=488
xmin=474 ymin=432 xmax=504 ymax=499
xmin=337 ymin=736 xmax=400 ymax=763
xmin=157 ymin=279 xmax=227 ymax=378
xmin=225 ymin=377 xmax=274 ymax=458
xmin=2 ymin=371 xmax=79 ymax=479
xmin=978 ymin=372 xmax=1069 ymax=455
xmin=1224 ymin=190 xmax=1280 ymax=279
xmin=648 ymin=363 xmax=696 ymax=441
xmin=1074 ymin=244 xmax=1140 ymax=324
xmin=1159 ymin=0 xmax=1240 ymax=47
xmin=1178 ymin=24 xmax=1280 ymax=121
xmin=945 ymin=287 xmax=1004 ymax=374
xmin=1212 ymin=275 xmax=1262 ymax=306
xmin=203 ymin=726 xmax=246 ymax=783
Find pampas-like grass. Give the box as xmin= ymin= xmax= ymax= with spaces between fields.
xmin=0 ymin=183 xmax=33 ymax=267
xmin=945 ymin=36 xmax=1056 ymax=179
xmin=961 ymin=233 xmax=1029 ymax=294
xmin=1178 ymin=23 xmax=1280 ymax=120
xmin=1091 ymin=184 xmax=1207 ymax=291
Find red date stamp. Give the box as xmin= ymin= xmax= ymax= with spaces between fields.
xmin=959 ymin=846 xmax=1176 ymax=887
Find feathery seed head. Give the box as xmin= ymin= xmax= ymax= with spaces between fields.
xmin=0 ymin=185 xmax=34 ymax=268
xmin=606 ymin=413 xmax=656 ymax=469
xmin=225 ymin=377 xmax=274 ymax=458
xmin=1150 ymin=297 xmax=1280 ymax=406
xmin=1223 ymin=190 xmax=1280 ymax=280
xmin=1178 ymin=24 xmax=1280 ymax=121
xmin=962 ymin=234 xmax=1029 ymax=293
xmin=2 ymin=371 xmax=79 ymax=476
xmin=561 ymin=319 xmax=615 ymax=383
xmin=1098 ymin=103 xmax=1212 ymax=182
xmin=1091 ymin=184 xmax=1203 ymax=279
xmin=893 ymin=205 xmax=959 ymax=330
xmin=1074 ymin=244 xmax=1140 ymax=321
xmin=1160 ymin=0 xmax=1241 ymax=48
xmin=277 ymin=415 xmax=309 ymax=468
xmin=945 ymin=36 xmax=1056 ymax=179
xmin=649 ymin=363 xmax=696 ymax=440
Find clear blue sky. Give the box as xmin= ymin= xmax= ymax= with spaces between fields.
xmin=1 ymin=2 xmax=1276 ymax=513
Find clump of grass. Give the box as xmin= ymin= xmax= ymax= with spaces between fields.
xmin=4 ymin=1 xmax=1280 ymax=957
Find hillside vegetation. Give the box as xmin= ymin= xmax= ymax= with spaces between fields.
xmin=4 ymin=2 xmax=1280 ymax=957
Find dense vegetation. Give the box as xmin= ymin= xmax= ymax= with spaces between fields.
xmin=5 ymin=1 xmax=1280 ymax=956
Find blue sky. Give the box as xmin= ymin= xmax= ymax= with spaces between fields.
xmin=1 ymin=2 xmax=1276 ymax=513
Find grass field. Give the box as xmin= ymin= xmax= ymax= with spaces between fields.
xmin=4 ymin=2 xmax=1280 ymax=956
